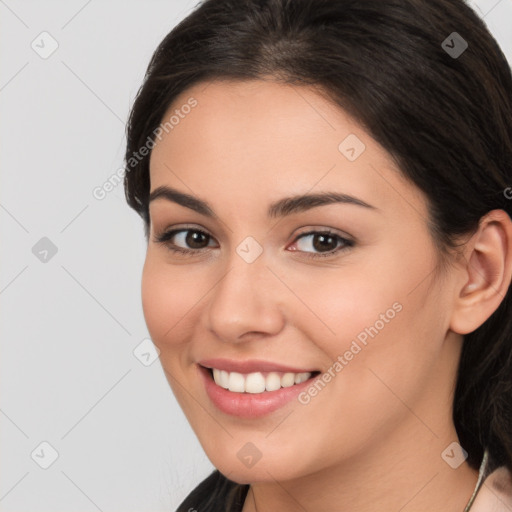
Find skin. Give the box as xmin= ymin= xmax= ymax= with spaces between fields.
xmin=143 ymin=79 xmax=512 ymax=511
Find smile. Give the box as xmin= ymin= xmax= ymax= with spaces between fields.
xmin=197 ymin=359 xmax=321 ymax=418
xmin=210 ymin=368 xmax=312 ymax=393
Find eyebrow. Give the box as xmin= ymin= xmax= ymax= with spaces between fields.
xmin=149 ymin=185 xmax=377 ymax=219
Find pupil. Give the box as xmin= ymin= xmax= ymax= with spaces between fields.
xmin=187 ymin=231 xmax=208 ymax=249
xmin=314 ymin=234 xmax=336 ymax=252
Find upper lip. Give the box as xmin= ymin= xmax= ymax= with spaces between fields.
xmin=198 ymin=358 xmax=318 ymax=374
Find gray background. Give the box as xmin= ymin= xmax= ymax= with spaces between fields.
xmin=1 ymin=0 xmax=511 ymax=510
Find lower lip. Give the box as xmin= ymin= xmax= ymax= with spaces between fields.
xmin=198 ymin=364 xmax=317 ymax=418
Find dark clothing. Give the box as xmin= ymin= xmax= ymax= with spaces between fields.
xmin=176 ymin=470 xmax=249 ymax=512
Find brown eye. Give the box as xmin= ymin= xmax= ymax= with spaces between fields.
xmin=154 ymin=228 xmax=217 ymax=255
xmin=312 ymin=233 xmax=338 ymax=252
xmin=184 ymin=230 xmax=210 ymax=249
xmin=290 ymin=230 xmax=354 ymax=259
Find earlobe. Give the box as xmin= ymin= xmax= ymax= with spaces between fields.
xmin=450 ymin=209 xmax=512 ymax=335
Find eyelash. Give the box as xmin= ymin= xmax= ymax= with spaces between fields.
xmin=153 ymin=226 xmax=354 ymax=259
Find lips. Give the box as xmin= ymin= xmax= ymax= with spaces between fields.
xmin=198 ymin=358 xmax=318 ymax=374
xmin=197 ymin=358 xmax=321 ymax=418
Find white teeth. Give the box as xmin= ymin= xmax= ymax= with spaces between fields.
xmin=245 ymin=372 xmax=266 ymax=393
xmin=210 ymin=369 xmax=313 ymax=393
xmin=219 ymin=370 xmax=229 ymax=388
xmin=228 ymin=371 xmax=245 ymax=392
xmin=281 ymin=372 xmax=296 ymax=387
xmin=213 ymin=369 xmax=231 ymax=389
xmin=265 ymin=372 xmax=282 ymax=392
xmin=294 ymin=372 xmax=310 ymax=384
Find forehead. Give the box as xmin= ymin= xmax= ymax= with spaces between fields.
xmin=148 ymin=79 xmax=427 ymax=220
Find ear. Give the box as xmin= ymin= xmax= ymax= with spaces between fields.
xmin=450 ymin=209 xmax=512 ymax=335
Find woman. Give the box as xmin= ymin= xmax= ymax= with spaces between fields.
xmin=123 ymin=0 xmax=512 ymax=510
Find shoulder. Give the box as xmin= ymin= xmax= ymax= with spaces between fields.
xmin=471 ymin=465 xmax=512 ymax=512
xmin=175 ymin=469 xmax=250 ymax=512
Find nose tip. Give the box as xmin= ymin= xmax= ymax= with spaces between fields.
xmin=204 ymin=254 xmax=285 ymax=343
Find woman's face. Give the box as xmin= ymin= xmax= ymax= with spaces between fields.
xmin=143 ymin=79 xmax=462 ymax=482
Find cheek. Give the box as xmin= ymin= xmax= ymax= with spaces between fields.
xmin=291 ymin=243 xmax=442 ymax=404
xmin=141 ymin=256 xmax=202 ymax=414
xmin=287 ymin=264 xmax=404 ymax=362
xmin=141 ymin=255 xmax=200 ymax=349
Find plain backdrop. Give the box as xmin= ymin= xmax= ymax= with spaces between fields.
xmin=1 ymin=0 xmax=511 ymax=511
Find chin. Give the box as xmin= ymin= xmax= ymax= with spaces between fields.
xmin=206 ymin=446 xmax=312 ymax=485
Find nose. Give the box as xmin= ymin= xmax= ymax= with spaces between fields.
xmin=204 ymin=251 xmax=286 ymax=343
